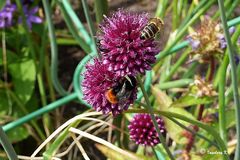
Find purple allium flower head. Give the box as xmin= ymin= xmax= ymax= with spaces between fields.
xmin=0 ymin=0 xmax=16 ymax=28
xmin=82 ymin=58 xmax=137 ymax=116
xmin=19 ymin=5 xmax=42 ymax=29
xmin=98 ymin=10 xmax=160 ymax=77
xmin=128 ymin=114 xmax=166 ymax=146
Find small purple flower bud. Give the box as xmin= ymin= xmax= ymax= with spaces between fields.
xmin=97 ymin=10 xmax=160 ymax=77
xmin=228 ymin=26 xmax=236 ymax=35
xmin=219 ymin=38 xmax=227 ymax=49
xmin=234 ymin=54 xmax=240 ymax=65
xmin=128 ymin=114 xmax=166 ymax=146
xmin=186 ymin=36 xmax=200 ymax=50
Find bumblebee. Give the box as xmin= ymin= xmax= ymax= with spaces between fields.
xmin=105 ymin=76 xmax=136 ymax=106
xmin=140 ymin=17 xmax=164 ymax=40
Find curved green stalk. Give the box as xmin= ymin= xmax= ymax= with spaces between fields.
xmin=73 ymin=53 xmax=94 ymax=107
xmin=59 ymin=0 xmax=92 ymax=53
xmin=42 ymin=0 xmax=68 ymax=96
xmin=3 ymin=93 xmax=78 ymax=132
xmin=136 ymin=75 xmax=175 ymax=160
xmin=218 ymin=1 xmax=240 ymax=159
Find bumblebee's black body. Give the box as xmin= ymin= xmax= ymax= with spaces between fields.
xmin=112 ymin=76 xmax=136 ymax=99
xmin=140 ymin=18 xmax=163 ymax=40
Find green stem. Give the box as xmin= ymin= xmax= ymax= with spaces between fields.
xmin=155 ymin=0 xmax=168 ymax=18
xmin=152 ymin=147 xmax=161 ymax=160
xmin=213 ymin=0 xmax=231 ymax=19
xmin=136 ymin=75 xmax=175 ymax=160
xmin=226 ymin=0 xmax=240 ymax=18
xmin=180 ymin=0 xmax=208 ymax=30
xmin=7 ymin=90 xmax=46 ymax=140
xmin=59 ymin=0 xmax=92 ymax=53
xmin=162 ymin=48 xmax=190 ymax=82
xmin=218 ymin=55 xmax=228 ymax=143
xmin=218 ymin=1 xmax=240 ymax=159
xmin=81 ymin=0 xmax=97 ymax=54
xmin=94 ymin=0 xmax=108 ymax=23
xmin=3 ymin=93 xmax=78 ymax=132
xmin=73 ymin=54 xmax=94 ymax=107
xmin=42 ymin=0 xmax=68 ymax=96
xmin=168 ymin=117 xmax=218 ymax=148
xmin=0 ymin=126 xmax=18 ymax=160
xmin=172 ymin=0 xmax=178 ymax=30
xmin=159 ymin=79 xmax=193 ymax=90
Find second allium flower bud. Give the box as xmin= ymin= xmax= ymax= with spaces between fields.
xmin=128 ymin=114 xmax=166 ymax=146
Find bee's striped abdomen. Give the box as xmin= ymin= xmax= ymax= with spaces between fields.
xmin=140 ymin=23 xmax=159 ymax=40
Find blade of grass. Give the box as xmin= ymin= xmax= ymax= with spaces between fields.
xmin=59 ymin=0 xmax=92 ymax=53
xmin=81 ymin=0 xmax=97 ymax=54
xmin=42 ymin=0 xmax=68 ymax=95
xmin=0 ymin=127 xmax=18 ymax=160
xmin=218 ymin=1 xmax=240 ymax=159
xmin=94 ymin=0 xmax=108 ymax=23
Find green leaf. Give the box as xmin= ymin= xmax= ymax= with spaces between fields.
xmin=7 ymin=126 xmax=29 ymax=143
xmin=0 ymin=49 xmax=18 ymax=66
xmin=170 ymin=94 xmax=214 ymax=108
xmin=8 ymin=59 xmax=36 ymax=104
xmin=152 ymin=86 xmax=195 ymax=144
xmin=0 ymin=0 xmax=6 ymax=10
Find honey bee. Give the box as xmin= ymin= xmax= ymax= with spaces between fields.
xmin=105 ymin=76 xmax=136 ymax=106
xmin=140 ymin=17 xmax=164 ymax=40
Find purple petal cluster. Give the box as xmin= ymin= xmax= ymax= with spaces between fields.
xmin=0 ymin=0 xmax=16 ymax=28
xmin=216 ymin=26 xmax=236 ymax=49
xmin=21 ymin=6 xmax=42 ymax=29
xmin=186 ymin=36 xmax=200 ymax=51
xmin=82 ymin=58 xmax=137 ymax=116
xmin=0 ymin=0 xmax=42 ymax=29
xmin=98 ymin=10 xmax=160 ymax=77
xmin=128 ymin=114 xmax=166 ymax=146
